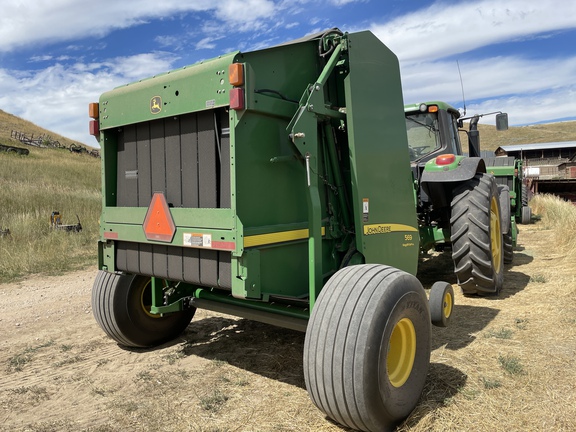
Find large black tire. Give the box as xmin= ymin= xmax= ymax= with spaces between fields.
xmin=92 ymin=270 xmax=195 ymax=348
xmin=451 ymin=173 xmax=504 ymax=296
xmin=304 ymin=264 xmax=431 ymax=432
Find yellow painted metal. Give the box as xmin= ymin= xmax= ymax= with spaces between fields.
xmin=244 ymin=227 xmax=326 ymax=248
xmin=490 ymin=196 xmax=502 ymax=275
xmin=443 ymin=290 xmax=453 ymax=319
xmin=387 ymin=317 xmax=417 ymax=388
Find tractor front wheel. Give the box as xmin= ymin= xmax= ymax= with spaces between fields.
xmin=304 ymin=264 xmax=431 ymax=432
xmin=429 ymin=281 xmax=454 ymax=327
xmin=92 ymin=270 xmax=195 ymax=348
xmin=451 ymin=173 xmax=504 ymax=296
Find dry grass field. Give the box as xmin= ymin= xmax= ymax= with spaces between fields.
xmin=1 ymin=195 xmax=575 ymax=432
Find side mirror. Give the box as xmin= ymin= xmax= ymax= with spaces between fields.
xmin=496 ymin=113 xmax=509 ymax=131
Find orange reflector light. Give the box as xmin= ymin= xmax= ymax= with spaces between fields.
xmin=229 ymin=63 xmax=244 ymax=86
xmin=428 ymin=105 xmax=439 ymax=113
xmin=230 ymin=87 xmax=245 ymax=110
xmin=143 ymin=193 xmax=176 ymax=242
xmin=88 ymin=102 xmax=99 ymax=119
xmin=89 ymin=119 xmax=99 ymax=137
xmin=436 ymin=154 xmax=456 ymax=166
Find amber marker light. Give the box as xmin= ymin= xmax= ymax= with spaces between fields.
xmin=436 ymin=154 xmax=456 ymax=165
xmin=428 ymin=105 xmax=439 ymax=113
xmin=88 ymin=102 xmax=99 ymax=119
xmin=228 ymin=63 xmax=244 ymax=86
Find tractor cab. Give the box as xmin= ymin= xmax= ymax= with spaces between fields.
xmin=404 ymin=101 xmax=463 ymax=164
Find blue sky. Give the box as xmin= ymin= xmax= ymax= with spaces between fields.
xmin=0 ymin=0 xmax=575 ymax=146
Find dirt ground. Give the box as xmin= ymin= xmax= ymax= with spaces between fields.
xmin=1 ymin=222 xmax=575 ymax=432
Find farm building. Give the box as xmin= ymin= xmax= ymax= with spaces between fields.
xmin=495 ymin=141 xmax=576 ymax=201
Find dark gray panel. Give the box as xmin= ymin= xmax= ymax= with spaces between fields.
xmin=139 ymin=243 xmax=154 ymax=277
xmin=118 ymin=125 xmax=138 ymax=207
xmin=165 ymin=117 xmax=183 ymax=207
xmin=200 ymin=249 xmax=218 ymax=287
xmin=220 ymin=112 xmax=231 ymax=209
xmin=183 ymin=247 xmax=201 ymax=285
xmin=150 ymin=121 xmax=166 ymax=194
xmin=116 ymin=243 xmax=127 ymax=272
xmin=218 ymin=252 xmax=232 ymax=289
xmin=167 ymin=247 xmax=184 ymax=281
xmin=125 ymin=242 xmax=140 ymax=274
xmin=152 ymin=245 xmax=168 ymax=279
xmin=197 ymin=111 xmax=217 ymax=208
xmin=136 ymin=122 xmax=152 ymax=207
xmin=181 ymin=113 xmax=199 ymax=208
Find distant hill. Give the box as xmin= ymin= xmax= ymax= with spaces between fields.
xmin=3 ymin=107 xmax=576 ymax=155
xmin=472 ymin=121 xmax=576 ymax=152
xmin=0 ymin=109 xmax=95 ymax=150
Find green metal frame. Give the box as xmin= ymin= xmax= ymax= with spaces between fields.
xmin=95 ymin=31 xmax=420 ymax=330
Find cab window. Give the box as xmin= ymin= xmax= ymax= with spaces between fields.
xmin=405 ymin=113 xmax=440 ymax=161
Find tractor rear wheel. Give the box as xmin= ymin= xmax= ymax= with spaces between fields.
xmin=304 ymin=264 xmax=431 ymax=432
xmin=451 ymin=173 xmax=504 ymax=296
xmin=92 ymin=270 xmax=195 ymax=348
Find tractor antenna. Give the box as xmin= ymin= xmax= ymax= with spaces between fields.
xmin=457 ymin=60 xmax=467 ymax=116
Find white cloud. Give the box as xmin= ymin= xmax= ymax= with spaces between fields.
xmin=371 ymin=0 xmax=576 ymax=63
xmin=0 ymin=52 xmax=179 ymax=146
xmin=400 ymin=56 xmax=576 ymax=104
xmin=0 ymin=0 xmax=283 ymax=53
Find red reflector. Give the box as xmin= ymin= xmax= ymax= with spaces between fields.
xmin=436 ymin=154 xmax=456 ymax=166
xmin=143 ymin=193 xmax=176 ymax=242
xmin=230 ymin=87 xmax=244 ymax=110
xmin=103 ymin=231 xmax=118 ymax=240
xmin=89 ymin=120 xmax=99 ymax=137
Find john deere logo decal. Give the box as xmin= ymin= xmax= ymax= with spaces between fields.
xmin=150 ymin=96 xmax=162 ymax=114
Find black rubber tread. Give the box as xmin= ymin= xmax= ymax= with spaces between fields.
xmin=498 ymin=185 xmax=511 ymax=235
xmin=92 ymin=270 xmax=195 ymax=348
xmin=450 ymin=173 xmax=504 ymax=296
xmin=303 ymin=264 xmax=431 ymax=432
xmin=498 ymin=185 xmax=513 ymax=263
xmin=429 ymin=281 xmax=454 ymax=327
xmin=521 ymin=183 xmax=529 ymax=207
xmin=503 ymin=230 xmax=513 ymax=264
xmin=521 ymin=205 xmax=532 ymax=224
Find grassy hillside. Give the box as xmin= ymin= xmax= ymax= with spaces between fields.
xmin=473 ymin=120 xmax=576 ymax=152
xmin=0 ymin=114 xmax=101 ymax=282
xmin=0 ymin=109 xmax=96 ymax=150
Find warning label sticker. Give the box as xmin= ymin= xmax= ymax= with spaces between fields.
xmin=362 ymin=198 xmax=369 ymax=222
xmin=183 ymin=233 xmax=212 ymax=248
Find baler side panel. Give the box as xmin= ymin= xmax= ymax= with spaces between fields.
xmin=344 ymin=31 xmax=419 ymax=275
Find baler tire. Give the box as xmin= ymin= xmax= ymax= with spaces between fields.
xmin=91 ymin=270 xmax=195 ymax=348
xmin=521 ymin=206 xmax=532 ymax=225
xmin=450 ymin=173 xmax=504 ymax=296
xmin=503 ymin=230 xmax=513 ymax=264
xmin=429 ymin=281 xmax=454 ymax=327
xmin=303 ymin=264 xmax=431 ymax=432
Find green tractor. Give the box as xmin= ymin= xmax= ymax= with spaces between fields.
xmin=89 ymin=30 xmax=454 ymax=431
xmin=405 ymin=101 xmax=512 ymax=295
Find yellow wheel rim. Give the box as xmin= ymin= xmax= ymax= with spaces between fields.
xmin=140 ymin=280 xmax=160 ymax=319
xmin=443 ymin=291 xmax=453 ymax=319
xmin=387 ymin=318 xmax=417 ymax=388
xmin=490 ymin=196 xmax=502 ymax=274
